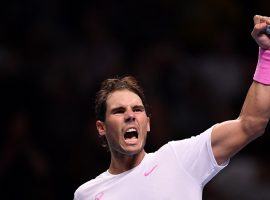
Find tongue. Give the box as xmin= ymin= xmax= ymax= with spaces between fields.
xmin=125 ymin=136 xmax=137 ymax=140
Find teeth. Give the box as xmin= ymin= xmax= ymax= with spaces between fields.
xmin=126 ymin=128 xmax=136 ymax=132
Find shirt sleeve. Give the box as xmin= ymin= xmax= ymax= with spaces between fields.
xmin=73 ymin=191 xmax=80 ymax=200
xmin=169 ymin=126 xmax=229 ymax=187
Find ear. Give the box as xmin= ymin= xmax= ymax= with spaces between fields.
xmin=147 ymin=117 xmax=150 ymax=132
xmin=96 ymin=120 xmax=106 ymax=136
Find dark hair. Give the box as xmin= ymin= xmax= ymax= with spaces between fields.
xmin=95 ymin=76 xmax=149 ymax=122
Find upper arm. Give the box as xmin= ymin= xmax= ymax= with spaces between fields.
xmin=211 ymin=118 xmax=264 ymax=165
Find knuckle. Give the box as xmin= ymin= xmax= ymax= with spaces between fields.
xmin=254 ymin=15 xmax=260 ymax=20
xmin=254 ymin=24 xmax=261 ymax=30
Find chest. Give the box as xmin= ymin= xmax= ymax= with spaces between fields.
xmin=91 ymin=159 xmax=201 ymax=200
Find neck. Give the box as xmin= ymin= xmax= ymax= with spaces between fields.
xmin=108 ymin=150 xmax=146 ymax=175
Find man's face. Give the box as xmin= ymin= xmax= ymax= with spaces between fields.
xmin=96 ymin=89 xmax=150 ymax=156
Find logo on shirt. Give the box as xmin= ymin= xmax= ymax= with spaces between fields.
xmin=95 ymin=192 xmax=104 ymax=200
xmin=144 ymin=164 xmax=158 ymax=176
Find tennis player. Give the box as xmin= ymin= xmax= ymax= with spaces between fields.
xmin=74 ymin=15 xmax=270 ymax=199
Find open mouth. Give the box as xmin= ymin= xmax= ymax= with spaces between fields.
xmin=124 ymin=128 xmax=138 ymax=140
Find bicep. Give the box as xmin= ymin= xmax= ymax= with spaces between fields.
xmin=211 ymin=119 xmax=254 ymax=165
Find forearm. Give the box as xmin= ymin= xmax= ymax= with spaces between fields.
xmin=239 ymin=81 xmax=270 ymax=137
xmin=239 ymin=47 xmax=270 ymax=136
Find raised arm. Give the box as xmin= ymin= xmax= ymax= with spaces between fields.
xmin=211 ymin=15 xmax=270 ymax=165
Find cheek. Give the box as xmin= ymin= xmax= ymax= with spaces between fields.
xmin=106 ymin=118 xmax=122 ymax=133
xmin=105 ymin=121 xmax=121 ymax=144
xmin=140 ymin=118 xmax=149 ymax=131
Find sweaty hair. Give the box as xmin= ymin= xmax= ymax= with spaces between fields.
xmin=95 ymin=76 xmax=148 ymax=122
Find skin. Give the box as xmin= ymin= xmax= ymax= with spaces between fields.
xmin=96 ymin=89 xmax=150 ymax=174
xmin=212 ymin=15 xmax=270 ymax=164
xmin=97 ymin=15 xmax=270 ymax=173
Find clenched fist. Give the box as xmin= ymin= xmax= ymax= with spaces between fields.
xmin=251 ymin=15 xmax=270 ymax=50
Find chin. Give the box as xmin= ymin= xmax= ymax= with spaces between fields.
xmin=123 ymin=145 xmax=145 ymax=156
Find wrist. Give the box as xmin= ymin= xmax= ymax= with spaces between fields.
xmin=253 ymin=47 xmax=270 ymax=85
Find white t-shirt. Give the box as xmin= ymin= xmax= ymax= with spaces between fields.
xmin=74 ymin=127 xmax=228 ymax=200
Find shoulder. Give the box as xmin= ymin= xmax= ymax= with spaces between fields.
xmin=74 ymin=171 xmax=108 ymax=199
xmin=157 ymin=126 xmax=214 ymax=165
xmin=169 ymin=126 xmax=213 ymax=150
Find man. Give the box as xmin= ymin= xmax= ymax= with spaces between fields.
xmin=74 ymin=15 xmax=270 ymax=199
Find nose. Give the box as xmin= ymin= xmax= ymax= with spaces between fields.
xmin=124 ymin=109 xmax=135 ymax=123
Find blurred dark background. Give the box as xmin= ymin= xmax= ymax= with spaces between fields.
xmin=1 ymin=0 xmax=270 ymax=199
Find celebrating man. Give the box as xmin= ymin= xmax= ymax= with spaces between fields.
xmin=74 ymin=15 xmax=270 ymax=199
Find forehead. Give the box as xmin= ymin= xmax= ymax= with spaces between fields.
xmin=106 ymin=89 xmax=143 ymax=109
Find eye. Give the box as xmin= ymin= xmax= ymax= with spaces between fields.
xmin=112 ymin=108 xmax=125 ymax=114
xmin=133 ymin=106 xmax=144 ymax=112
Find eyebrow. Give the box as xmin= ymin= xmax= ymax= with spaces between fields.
xmin=110 ymin=105 xmax=145 ymax=113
